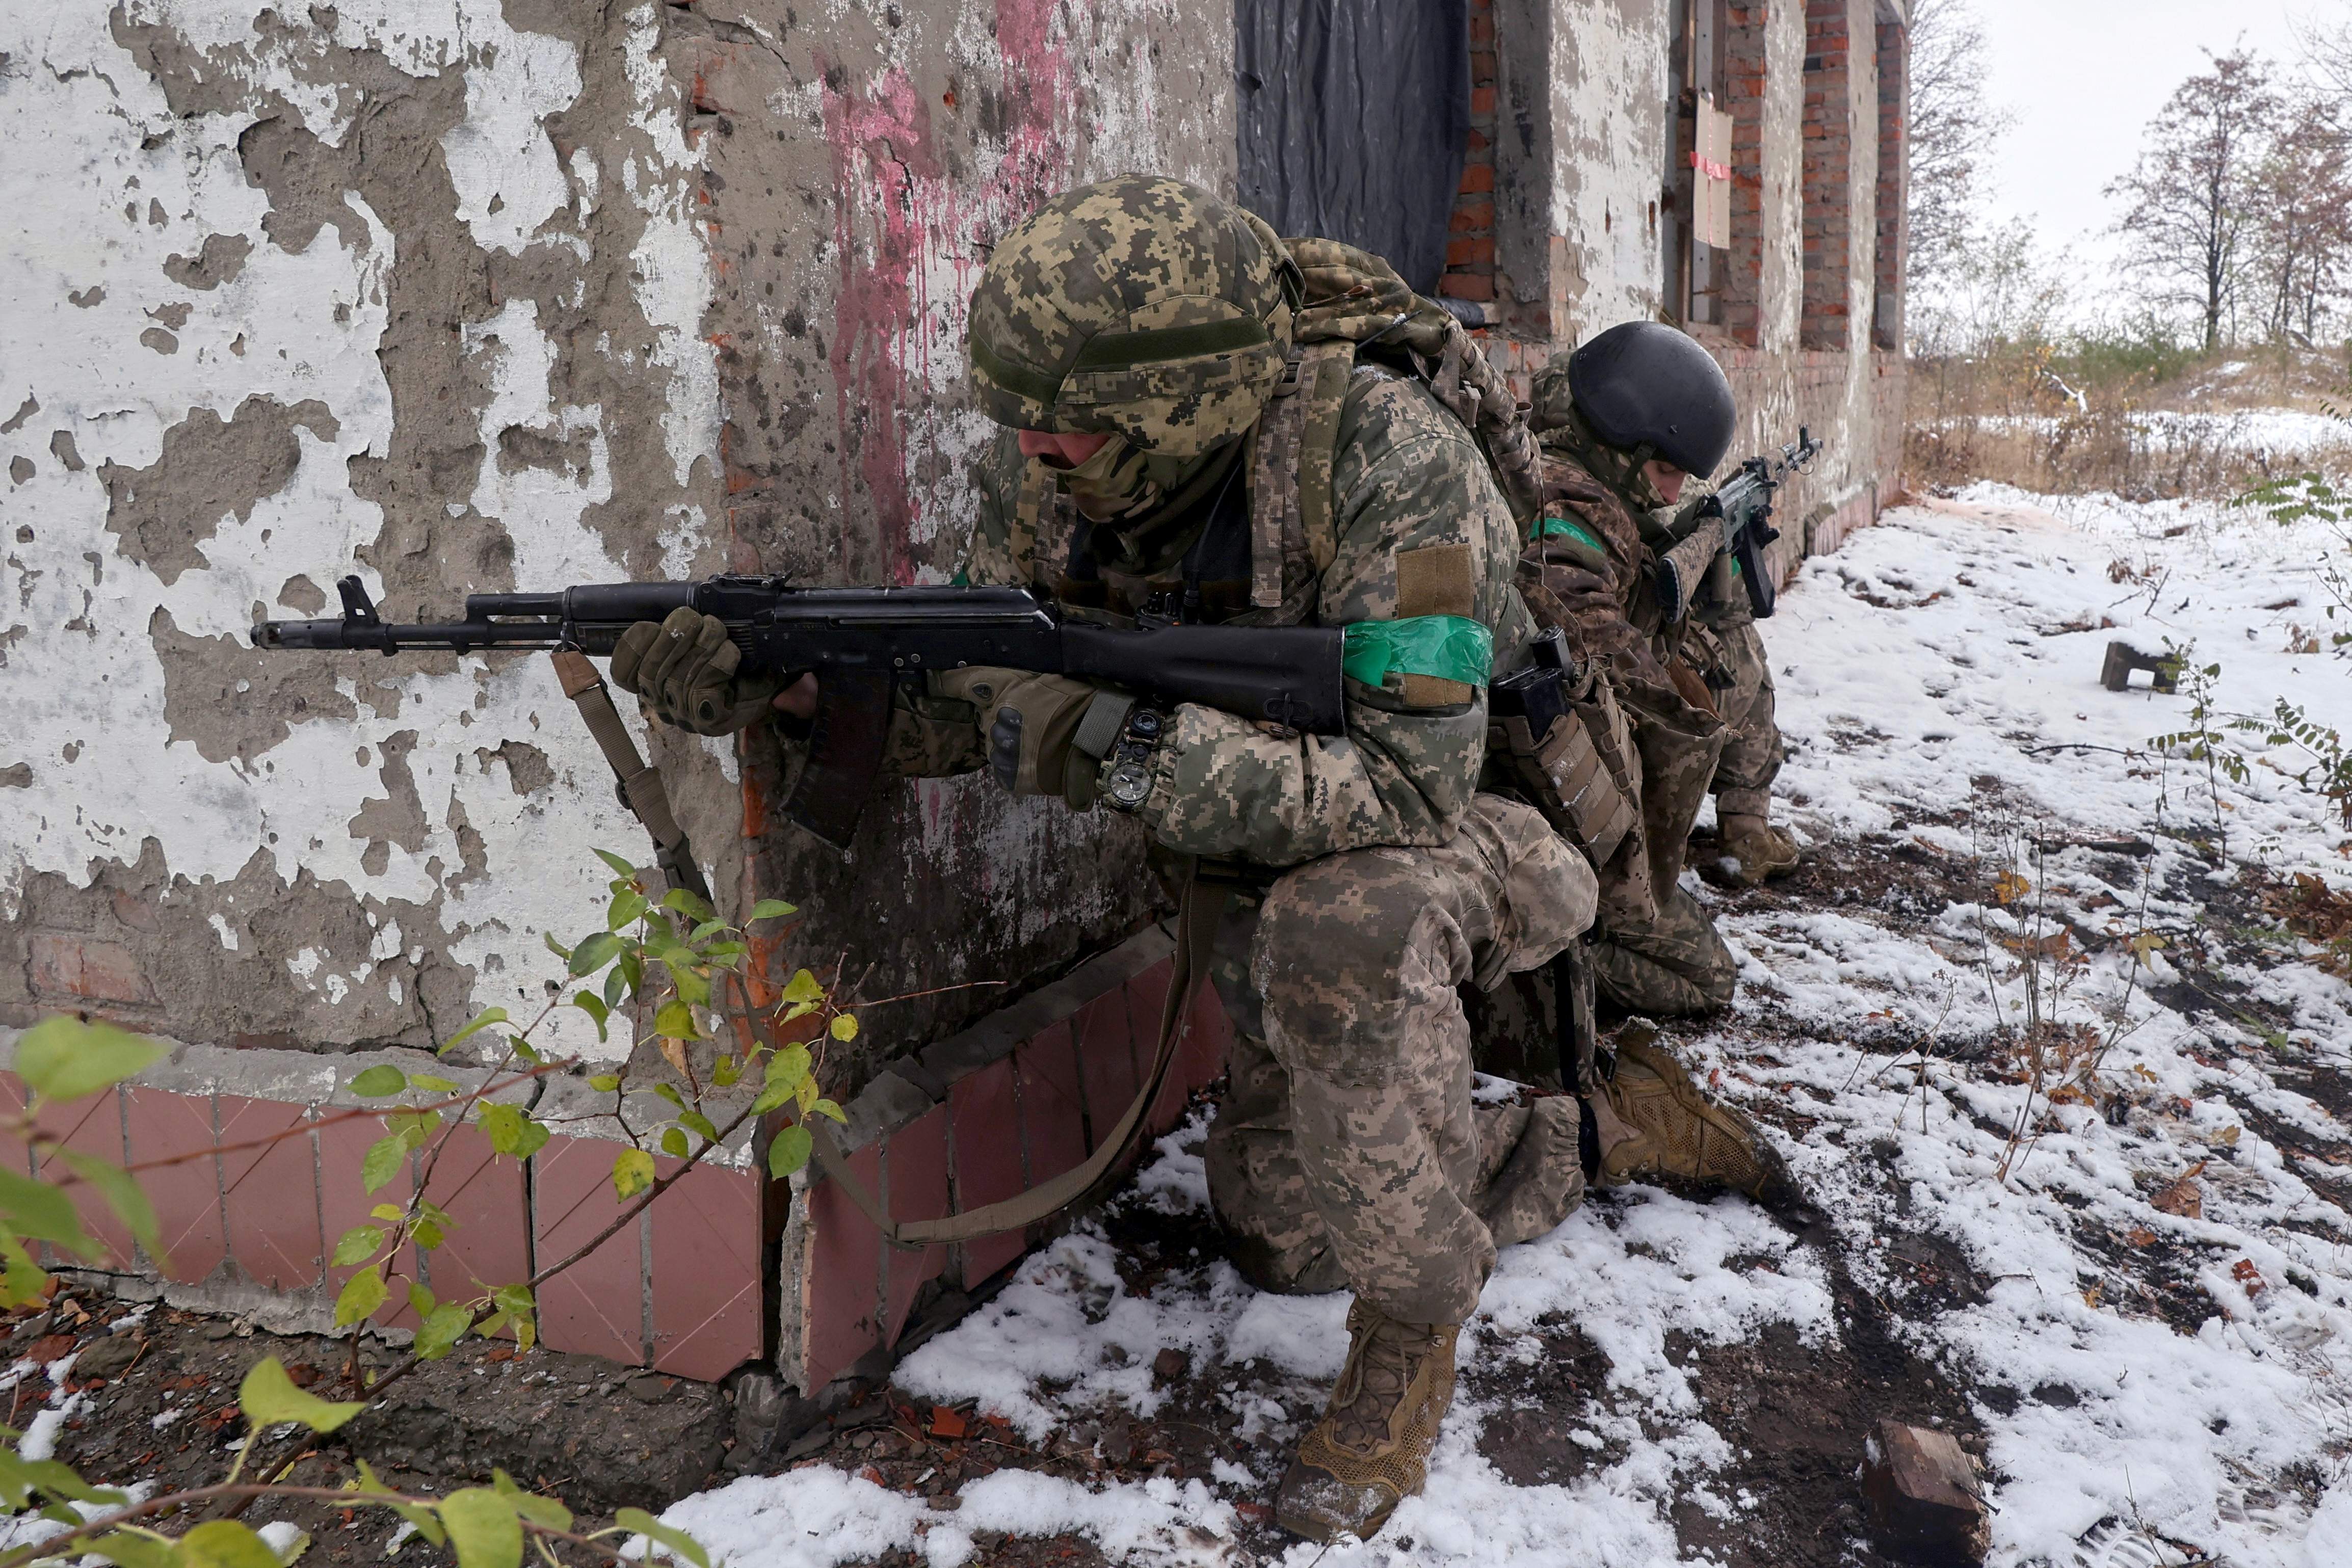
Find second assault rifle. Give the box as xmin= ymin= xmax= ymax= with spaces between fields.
xmin=254 ymin=575 xmax=1345 ymax=848
xmin=1653 ymin=426 xmax=1824 ymax=621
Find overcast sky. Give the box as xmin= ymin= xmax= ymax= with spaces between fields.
xmin=1969 ymin=0 xmax=2321 ymax=276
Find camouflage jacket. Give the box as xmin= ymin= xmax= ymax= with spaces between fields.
xmin=1522 ymin=415 xmax=1731 ymax=916
xmin=877 ymin=365 xmax=1538 ymax=869
xmin=1520 ymin=419 xmax=1682 ymax=706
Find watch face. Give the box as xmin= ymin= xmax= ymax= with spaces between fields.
xmin=1108 ymin=759 xmax=1151 ymax=807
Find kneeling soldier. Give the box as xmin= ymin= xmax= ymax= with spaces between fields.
xmin=614 ymin=179 xmax=1785 ymax=1543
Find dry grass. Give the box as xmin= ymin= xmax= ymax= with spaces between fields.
xmin=1905 ymin=342 xmax=2352 ymax=498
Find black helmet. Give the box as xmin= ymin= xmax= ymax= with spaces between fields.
xmin=1564 ymin=322 xmax=1736 ymax=478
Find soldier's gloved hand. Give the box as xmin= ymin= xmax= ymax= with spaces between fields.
xmin=934 ymin=667 xmax=1132 ymax=809
xmin=610 ymin=607 xmax=781 ymax=736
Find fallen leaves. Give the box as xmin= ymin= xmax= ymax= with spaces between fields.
xmin=2152 ymin=1161 xmax=2207 ymax=1220
xmin=2262 ymin=871 xmax=2352 ymax=977
xmin=2230 ymin=1259 xmax=2266 ymax=1297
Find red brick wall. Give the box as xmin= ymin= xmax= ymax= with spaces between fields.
xmin=1800 ymin=0 xmax=1853 ymax=350
xmin=1873 ymin=16 xmax=1907 ymax=349
xmin=1720 ymin=3 xmax=1771 ymax=346
xmin=1441 ymin=0 xmax=1500 ymax=308
xmin=0 ymin=1061 xmax=769 ymax=1383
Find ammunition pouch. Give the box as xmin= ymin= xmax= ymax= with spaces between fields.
xmin=1488 ymin=631 xmax=1637 ymax=871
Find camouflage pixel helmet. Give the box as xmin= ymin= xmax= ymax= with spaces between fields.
xmin=966 ymin=176 xmax=1300 ymax=458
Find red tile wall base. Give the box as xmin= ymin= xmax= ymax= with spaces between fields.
xmin=797 ymin=946 xmax=1234 ymax=1393
xmin=13 ymin=930 xmax=1229 ymax=1397
xmin=17 ymin=1073 xmax=764 ymax=1384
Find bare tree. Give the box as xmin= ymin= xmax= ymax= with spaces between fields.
xmin=1905 ymin=0 xmax=2011 ymax=295
xmin=2106 ymin=49 xmax=2279 ymax=353
xmin=2246 ymin=95 xmax=2352 ymax=342
xmin=2297 ymin=0 xmax=2352 ymax=103
xmin=1909 ymin=218 xmax=2073 ymax=360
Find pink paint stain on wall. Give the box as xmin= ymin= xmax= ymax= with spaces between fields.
xmin=820 ymin=0 xmax=1080 ymax=583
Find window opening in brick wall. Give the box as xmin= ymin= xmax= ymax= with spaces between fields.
xmin=1670 ymin=0 xmax=1735 ymax=328
xmin=1873 ymin=3 xmax=1907 ymax=350
xmin=1438 ymin=0 xmax=1498 ymax=311
xmin=1801 ymin=0 xmax=1857 ymax=350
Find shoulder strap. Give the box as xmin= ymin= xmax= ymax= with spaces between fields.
xmin=806 ymin=871 xmax=1226 ymax=1247
xmin=1247 ymin=355 xmax=1306 ymax=608
xmin=1011 ymin=461 xmax=1081 ymax=591
xmin=1293 ymin=341 xmax=1358 ymax=576
xmin=551 ymin=651 xmax=712 ymax=905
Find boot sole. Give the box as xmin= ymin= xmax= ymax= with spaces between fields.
xmin=1274 ymin=1461 xmax=1403 ymax=1543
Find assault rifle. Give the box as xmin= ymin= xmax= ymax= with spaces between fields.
xmin=253 ymin=575 xmax=1345 ymax=848
xmin=1657 ymin=426 xmax=1823 ymax=621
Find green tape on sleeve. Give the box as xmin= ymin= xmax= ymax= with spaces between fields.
xmin=1534 ymin=515 xmax=1605 ymax=553
xmin=1341 ymin=615 xmax=1495 ymax=691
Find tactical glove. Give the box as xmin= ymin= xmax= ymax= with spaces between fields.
xmin=933 ymin=667 xmax=1133 ymax=810
xmin=610 ymin=607 xmax=781 ymax=736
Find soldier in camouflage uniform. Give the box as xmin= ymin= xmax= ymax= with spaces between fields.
xmin=612 ymin=179 xmax=1786 ymax=1544
xmin=1520 ymin=324 xmax=1751 ymax=1017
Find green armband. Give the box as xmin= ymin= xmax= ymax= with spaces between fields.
xmin=1341 ymin=615 xmax=1495 ymax=692
xmin=1533 ymin=515 xmax=1606 ymax=553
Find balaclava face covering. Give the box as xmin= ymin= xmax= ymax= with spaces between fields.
xmin=1561 ymin=404 xmax=1671 ymax=514
xmin=1057 ymin=435 xmax=1172 ymax=522
xmin=1056 ymin=437 xmax=1247 ymax=578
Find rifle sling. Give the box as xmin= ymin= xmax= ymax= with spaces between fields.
xmin=808 ymin=871 xmax=1226 ymax=1248
xmin=549 ymin=650 xmax=712 ymax=905
xmin=549 ymin=644 xmax=1223 ymax=1248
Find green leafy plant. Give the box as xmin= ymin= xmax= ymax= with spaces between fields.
xmin=2233 ymin=697 xmax=2352 ymax=825
xmin=320 ymin=853 xmax=842 ymax=1390
xmin=2146 ymin=639 xmax=2250 ymax=853
xmin=0 ymin=844 xmax=882 ymax=1564
xmin=2235 ymin=471 xmax=2352 ymax=658
xmin=0 ymin=1023 xmax=713 ymax=1565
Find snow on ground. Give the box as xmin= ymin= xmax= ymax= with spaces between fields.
xmin=655 ymin=488 xmax=2352 ymax=1567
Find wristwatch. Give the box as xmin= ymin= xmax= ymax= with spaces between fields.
xmin=1101 ymin=706 xmax=1166 ymax=812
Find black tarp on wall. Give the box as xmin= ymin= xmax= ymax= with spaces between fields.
xmin=1234 ymin=0 xmax=1470 ymax=296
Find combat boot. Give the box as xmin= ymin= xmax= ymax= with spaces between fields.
xmin=1585 ymin=1033 xmax=1791 ymax=1203
xmin=1717 ymin=813 xmax=1799 ymax=886
xmin=1273 ymin=1299 xmax=1460 ymax=1543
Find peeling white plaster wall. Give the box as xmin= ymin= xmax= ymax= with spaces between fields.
xmin=1552 ymin=0 xmax=1672 ymax=338
xmin=0 ymin=1 xmax=721 ymax=1059
xmin=1757 ymin=0 xmax=1807 ymax=355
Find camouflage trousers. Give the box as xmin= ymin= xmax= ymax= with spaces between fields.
xmin=1686 ymin=616 xmax=1783 ymax=820
xmin=1200 ymin=795 xmax=1597 ymax=1325
xmin=1591 ymin=884 xmax=1735 ymax=1018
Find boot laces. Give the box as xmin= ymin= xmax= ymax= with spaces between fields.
xmin=1330 ymin=1309 xmax=1438 ymax=1451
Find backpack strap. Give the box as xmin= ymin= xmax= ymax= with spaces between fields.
xmin=1247 ymin=355 xmax=1307 ymax=608
xmin=1425 ymin=318 xmax=1544 ymax=528
xmin=1012 ymin=458 xmax=1083 ymax=591
xmin=1294 ymin=341 xmax=1358 ymax=576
